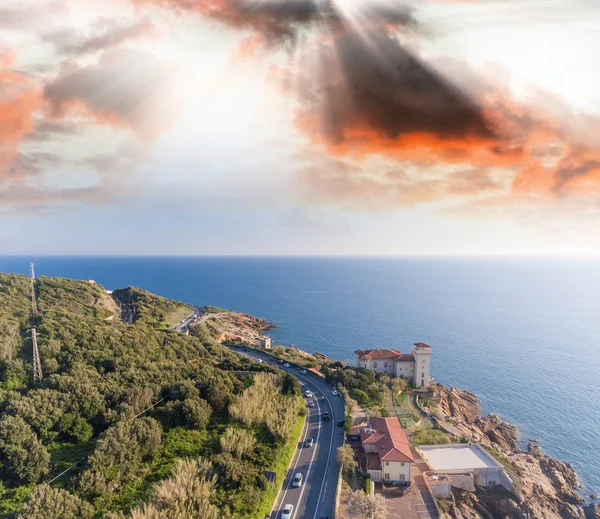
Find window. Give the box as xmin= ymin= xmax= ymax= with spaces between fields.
xmin=421 ymin=372 xmax=424 ymax=377
xmin=385 ymin=462 xmax=389 ymax=466
xmin=374 ymin=362 xmax=378 ymax=368
xmin=401 ymin=463 xmax=404 ymax=467
xmin=384 ymin=362 xmax=387 ymax=368
xmin=399 ymin=474 xmax=405 ymax=481
xmin=422 ymin=359 xmax=425 ymax=364
xmin=385 ymin=473 xmax=390 ymax=480
xmin=489 ymin=480 xmax=497 ymax=486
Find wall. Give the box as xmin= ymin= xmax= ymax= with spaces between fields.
xmin=448 ymin=473 xmax=476 ymax=491
xmin=395 ymin=360 xmax=414 ymax=381
xmin=381 ymin=460 xmax=411 ymax=483
xmin=428 ymin=478 xmax=452 ymax=498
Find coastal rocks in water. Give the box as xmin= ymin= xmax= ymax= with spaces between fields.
xmin=435 ymin=384 xmax=586 ymax=519
xmin=585 ymin=504 xmax=600 ymax=518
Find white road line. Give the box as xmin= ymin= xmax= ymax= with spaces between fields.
xmin=271 ymin=402 xmax=311 ymax=518
xmin=292 ymin=388 xmax=323 ymax=518
xmin=309 ymin=385 xmax=338 ymax=519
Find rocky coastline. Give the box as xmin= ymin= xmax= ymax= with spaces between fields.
xmin=433 ymin=384 xmax=598 ymax=519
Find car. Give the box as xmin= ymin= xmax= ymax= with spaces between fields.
xmin=292 ymin=472 xmax=303 ymax=487
xmin=284 ymin=363 xmax=291 ymax=368
xmin=331 ymin=390 xmax=338 ymax=395
xmin=308 ymin=401 xmax=315 ymax=407
xmin=257 ymin=359 xmax=263 ymax=363
xmin=304 ymin=390 xmax=313 ymax=398
xmin=243 ymin=348 xmax=248 ymax=351
xmin=282 ymin=504 xmax=294 ymax=519
xmin=301 ymin=369 xmax=308 ymax=375
xmin=305 ymin=437 xmax=314 ymax=447
xmin=278 ymin=360 xmax=284 ymax=364
xmin=337 ymin=420 xmax=345 ymax=427
xmin=322 ymin=411 xmax=330 ymax=421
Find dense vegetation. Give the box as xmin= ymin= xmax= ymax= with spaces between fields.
xmin=0 ymin=273 xmax=303 ymax=518
xmin=322 ymin=365 xmax=388 ymax=408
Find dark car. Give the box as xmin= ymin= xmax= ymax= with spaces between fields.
xmin=336 ymin=420 xmax=345 ymax=427
xmin=322 ymin=412 xmax=330 ymax=421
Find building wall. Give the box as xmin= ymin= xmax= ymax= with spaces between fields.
xmin=358 ymin=358 xmax=396 ymax=375
xmin=368 ymin=469 xmax=382 ymax=482
xmin=428 ymin=479 xmax=452 ymax=498
xmin=448 ymin=474 xmax=476 ymax=492
xmin=472 ymin=467 xmax=504 ymax=487
xmin=412 ymin=346 xmax=432 ymax=388
xmin=395 ymin=360 xmax=414 ymax=381
xmin=381 ymin=460 xmax=411 ymax=483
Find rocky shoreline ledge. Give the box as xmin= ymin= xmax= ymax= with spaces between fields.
xmin=432 ymin=384 xmax=599 ymax=519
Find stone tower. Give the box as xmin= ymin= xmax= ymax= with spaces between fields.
xmin=412 ymin=343 xmax=432 ymax=388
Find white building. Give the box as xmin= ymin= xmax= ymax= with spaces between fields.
xmin=418 ymin=443 xmax=514 ymax=496
xmin=354 ymin=343 xmax=432 ymax=388
xmin=259 ymin=336 xmax=272 ymax=349
xmin=360 ymin=417 xmax=414 ymax=484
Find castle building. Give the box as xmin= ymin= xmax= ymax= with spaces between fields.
xmin=354 ymin=342 xmax=432 ymax=388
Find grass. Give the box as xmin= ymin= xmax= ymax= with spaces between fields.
xmin=47 ymin=440 xmax=96 ymax=485
xmin=393 ymin=392 xmax=420 ymax=428
xmin=249 ymin=397 xmax=306 ymax=519
xmin=0 ymin=483 xmax=36 ymax=518
xmin=410 ymin=423 xmax=452 ymax=445
xmin=205 ymin=306 xmax=231 ymax=314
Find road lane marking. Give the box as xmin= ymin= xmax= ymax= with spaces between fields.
xmin=310 ymin=386 xmax=338 ymax=519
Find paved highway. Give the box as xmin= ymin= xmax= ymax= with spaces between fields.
xmin=172 ymin=306 xmax=205 ymax=332
xmin=229 ymin=346 xmax=345 ymax=519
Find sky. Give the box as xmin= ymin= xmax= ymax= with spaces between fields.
xmin=2 ymin=0 xmax=600 ymax=255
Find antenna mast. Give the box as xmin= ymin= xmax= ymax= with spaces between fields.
xmin=31 ymin=328 xmax=43 ymax=385
xmin=30 ymin=262 xmax=37 ymax=316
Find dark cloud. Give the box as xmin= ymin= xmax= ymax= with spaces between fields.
xmin=135 ymin=0 xmax=416 ymax=45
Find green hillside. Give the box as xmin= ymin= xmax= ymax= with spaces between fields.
xmin=0 ymin=273 xmax=302 ymax=519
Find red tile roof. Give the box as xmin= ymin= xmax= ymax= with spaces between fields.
xmin=308 ymin=367 xmax=324 ymax=377
xmin=360 ymin=417 xmax=414 ymax=464
xmin=354 ymin=349 xmax=415 ymax=363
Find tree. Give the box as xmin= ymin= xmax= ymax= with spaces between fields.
xmin=17 ymin=485 xmax=94 ymax=519
xmin=0 ymin=416 xmax=50 ymax=485
xmin=183 ymin=397 xmax=212 ymax=429
xmin=337 ymin=444 xmax=357 ymax=475
xmin=347 ymin=490 xmax=387 ymax=519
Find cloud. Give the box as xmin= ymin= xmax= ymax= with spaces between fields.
xmin=0 ymin=1 xmax=67 ymax=30
xmin=43 ymin=17 xmax=156 ymax=55
xmin=134 ymin=0 xmax=416 ymax=46
xmin=0 ymin=48 xmax=44 ymax=180
xmin=44 ymin=48 xmax=177 ymax=140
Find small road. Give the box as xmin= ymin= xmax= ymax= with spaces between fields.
xmin=172 ymin=306 xmax=205 ymax=332
xmin=228 ymin=346 xmax=345 ymax=519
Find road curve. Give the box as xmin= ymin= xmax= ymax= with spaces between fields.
xmin=228 ymin=346 xmax=345 ymax=519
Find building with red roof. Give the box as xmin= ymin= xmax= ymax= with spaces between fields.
xmin=359 ymin=417 xmax=414 ymax=484
xmin=354 ymin=342 xmax=433 ymax=388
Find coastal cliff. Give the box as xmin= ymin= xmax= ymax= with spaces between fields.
xmin=434 ymin=385 xmax=598 ymax=519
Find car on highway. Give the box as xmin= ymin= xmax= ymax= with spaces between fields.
xmin=292 ymin=472 xmax=303 ymax=487
xmin=257 ymin=359 xmax=263 ymax=363
xmin=304 ymin=391 xmax=313 ymax=398
xmin=278 ymin=360 xmax=284 ymax=364
xmin=331 ymin=390 xmax=338 ymax=395
xmin=308 ymin=401 xmax=315 ymax=407
xmin=301 ymin=369 xmax=308 ymax=375
xmin=284 ymin=363 xmax=291 ymax=368
xmin=305 ymin=437 xmax=314 ymax=447
xmin=282 ymin=504 xmax=294 ymax=519
xmin=337 ymin=420 xmax=345 ymax=427
xmin=322 ymin=411 xmax=330 ymax=421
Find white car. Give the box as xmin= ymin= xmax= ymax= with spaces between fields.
xmin=284 ymin=363 xmax=291 ymax=368
xmin=257 ymin=359 xmax=263 ymax=363
xmin=301 ymin=369 xmax=308 ymax=375
xmin=308 ymin=401 xmax=315 ymax=407
xmin=282 ymin=504 xmax=294 ymax=519
xmin=304 ymin=391 xmax=313 ymax=398
xmin=331 ymin=390 xmax=338 ymax=395
xmin=292 ymin=472 xmax=303 ymax=487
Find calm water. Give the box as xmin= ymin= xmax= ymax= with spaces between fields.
xmin=1 ymin=256 xmax=599 ymax=495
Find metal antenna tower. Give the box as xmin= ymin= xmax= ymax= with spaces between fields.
xmin=29 ymin=262 xmax=37 ymax=316
xmin=30 ymin=328 xmax=43 ymax=385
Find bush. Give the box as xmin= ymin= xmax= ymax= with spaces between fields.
xmin=17 ymin=486 xmax=94 ymax=519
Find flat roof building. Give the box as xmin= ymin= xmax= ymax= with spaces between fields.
xmin=418 ymin=444 xmax=513 ymax=492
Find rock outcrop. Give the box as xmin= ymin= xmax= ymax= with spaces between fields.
xmin=434 ymin=384 xmax=594 ymax=519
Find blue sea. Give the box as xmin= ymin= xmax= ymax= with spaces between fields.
xmin=1 ymin=256 xmax=598 ymax=496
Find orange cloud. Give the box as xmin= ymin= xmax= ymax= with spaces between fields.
xmin=0 ymin=49 xmax=44 ymax=179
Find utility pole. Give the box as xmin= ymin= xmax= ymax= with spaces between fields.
xmin=30 ymin=328 xmax=43 ymax=386
xmin=29 ymin=262 xmax=37 ymax=317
